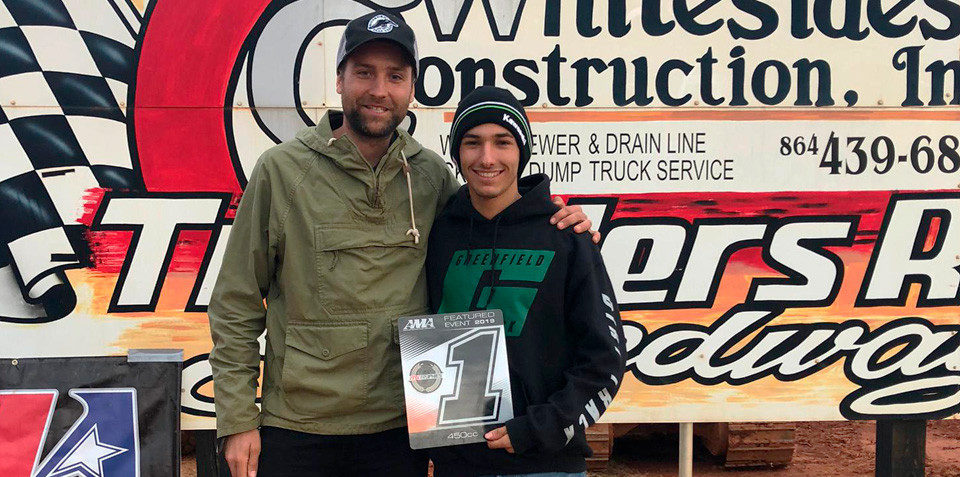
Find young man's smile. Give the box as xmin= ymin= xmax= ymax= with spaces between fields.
xmin=473 ymin=169 xmax=504 ymax=179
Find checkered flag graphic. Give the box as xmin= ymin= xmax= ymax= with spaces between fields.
xmin=0 ymin=0 xmax=141 ymax=322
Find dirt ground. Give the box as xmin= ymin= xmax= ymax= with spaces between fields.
xmin=595 ymin=420 xmax=960 ymax=477
xmin=181 ymin=420 xmax=960 ymax=476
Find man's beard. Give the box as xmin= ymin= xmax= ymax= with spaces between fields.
xmin=344 ymin=105 xmax=404 ymax=139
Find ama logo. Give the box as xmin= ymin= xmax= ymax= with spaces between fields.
xmin=0 ymin=389 xmax=139 ymax=477
xmin=403 ymin=318 xmax=435 ymax=331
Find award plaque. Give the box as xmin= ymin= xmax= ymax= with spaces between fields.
xmin=398 ymin=309 xmax=514 ymax=449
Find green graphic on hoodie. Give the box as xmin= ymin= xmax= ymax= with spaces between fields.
xmin=438 ymin=249 xmax=555 ymax=336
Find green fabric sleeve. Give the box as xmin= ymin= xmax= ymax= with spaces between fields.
xmin=207 ymin=156 xmax=277 ymax=438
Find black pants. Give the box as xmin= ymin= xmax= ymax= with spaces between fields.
xmin=257 ymin=426 xmax=428 ymax=477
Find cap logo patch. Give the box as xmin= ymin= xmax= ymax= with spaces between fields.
xmin=367 ymin=14 xmax=398 ymax=33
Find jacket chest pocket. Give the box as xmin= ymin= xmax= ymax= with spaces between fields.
xmin=315 ymin=225 xmax=425 ymax=315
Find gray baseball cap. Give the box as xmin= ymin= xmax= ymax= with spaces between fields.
xmin=336 ymin=11 xmax=419 ymax=77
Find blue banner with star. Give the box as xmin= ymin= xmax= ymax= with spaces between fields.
xmin=0 ymin=355 xmax=181 ymax=477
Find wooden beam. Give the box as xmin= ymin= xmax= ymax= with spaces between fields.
xmin=876 ymin=420 xmax=926 ymax=477
xmin=679 ymin=422 xmax=693 ymax=477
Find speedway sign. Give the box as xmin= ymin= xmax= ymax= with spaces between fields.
xmin=0 ymin=0 xmax=957 ymax=428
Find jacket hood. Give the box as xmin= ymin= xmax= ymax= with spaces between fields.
xmin=295 ymin=110 xmax=424 ymax=170
xmin=446 ymin=173 xmax=557 ymax=225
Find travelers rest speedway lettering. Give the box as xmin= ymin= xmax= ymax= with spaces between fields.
xmin=87 ymin=192 xmax=960 ymax=418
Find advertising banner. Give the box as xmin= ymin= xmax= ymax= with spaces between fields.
xmin=0 ymin=352 xmax=182 ymax=477
xmin=0 ymin=0 xmax=957 ymax=426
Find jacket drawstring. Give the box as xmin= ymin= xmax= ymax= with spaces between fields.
xmin=398 ymin=151 xmax=420 ymax=244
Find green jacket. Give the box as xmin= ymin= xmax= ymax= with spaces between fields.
xmin=208 ymin=111 xmax=459 ymax=437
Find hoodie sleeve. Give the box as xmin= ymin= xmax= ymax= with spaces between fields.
xmin=207 ymin=155 xmax=279 ymax=438
xmin=505 ymin=235 xmax=627 ymax=454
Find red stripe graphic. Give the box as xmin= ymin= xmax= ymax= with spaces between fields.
xmin=0 ymin=391 xmax=56 ymax=477
xmin=134 ymin=0 xmax=271 ymax=193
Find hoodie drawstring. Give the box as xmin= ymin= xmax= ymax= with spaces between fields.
xmin=478 ymin=217 xmax=502 ymax=308
xmin=487 ymin=217 xmax=502 ymax=306
xmin=466 ymin=217 xmax=474 ymax=265
xmin=398 ymin=151 xmax=420 ymax=244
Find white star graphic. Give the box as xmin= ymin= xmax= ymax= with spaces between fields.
xmin=49 ymin=424 xmax=128 ymax=477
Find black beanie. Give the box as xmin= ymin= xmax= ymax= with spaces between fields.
xmin=450 ymin=86 xmax=532 ymax=176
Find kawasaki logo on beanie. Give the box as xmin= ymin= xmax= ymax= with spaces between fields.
xmin=501 ymin=113 xmax=527 ymax=145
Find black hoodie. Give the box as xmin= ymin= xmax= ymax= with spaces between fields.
xmin=426 ymin=173 xmax=627 ymax=476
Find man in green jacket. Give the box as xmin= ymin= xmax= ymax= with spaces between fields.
xmin=208 ymin=11 xmax=594 ymax=477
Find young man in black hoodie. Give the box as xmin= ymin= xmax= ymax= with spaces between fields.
xmin=425 ymin=86 xmax=626 ymax=476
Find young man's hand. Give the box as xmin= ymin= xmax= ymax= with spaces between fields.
xmin=484 ymin=426 xmax=515 ymax=453
xmin=223 ymin=428 xmax=260 ymax=477
xmin=550 ymin=196 xmax=601 ymax=244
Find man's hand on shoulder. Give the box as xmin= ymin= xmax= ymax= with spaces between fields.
xmin=550 ymin=196 xmax=601 ymax=244
xmin=224 ymin=428 xmax=261 ymax=477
